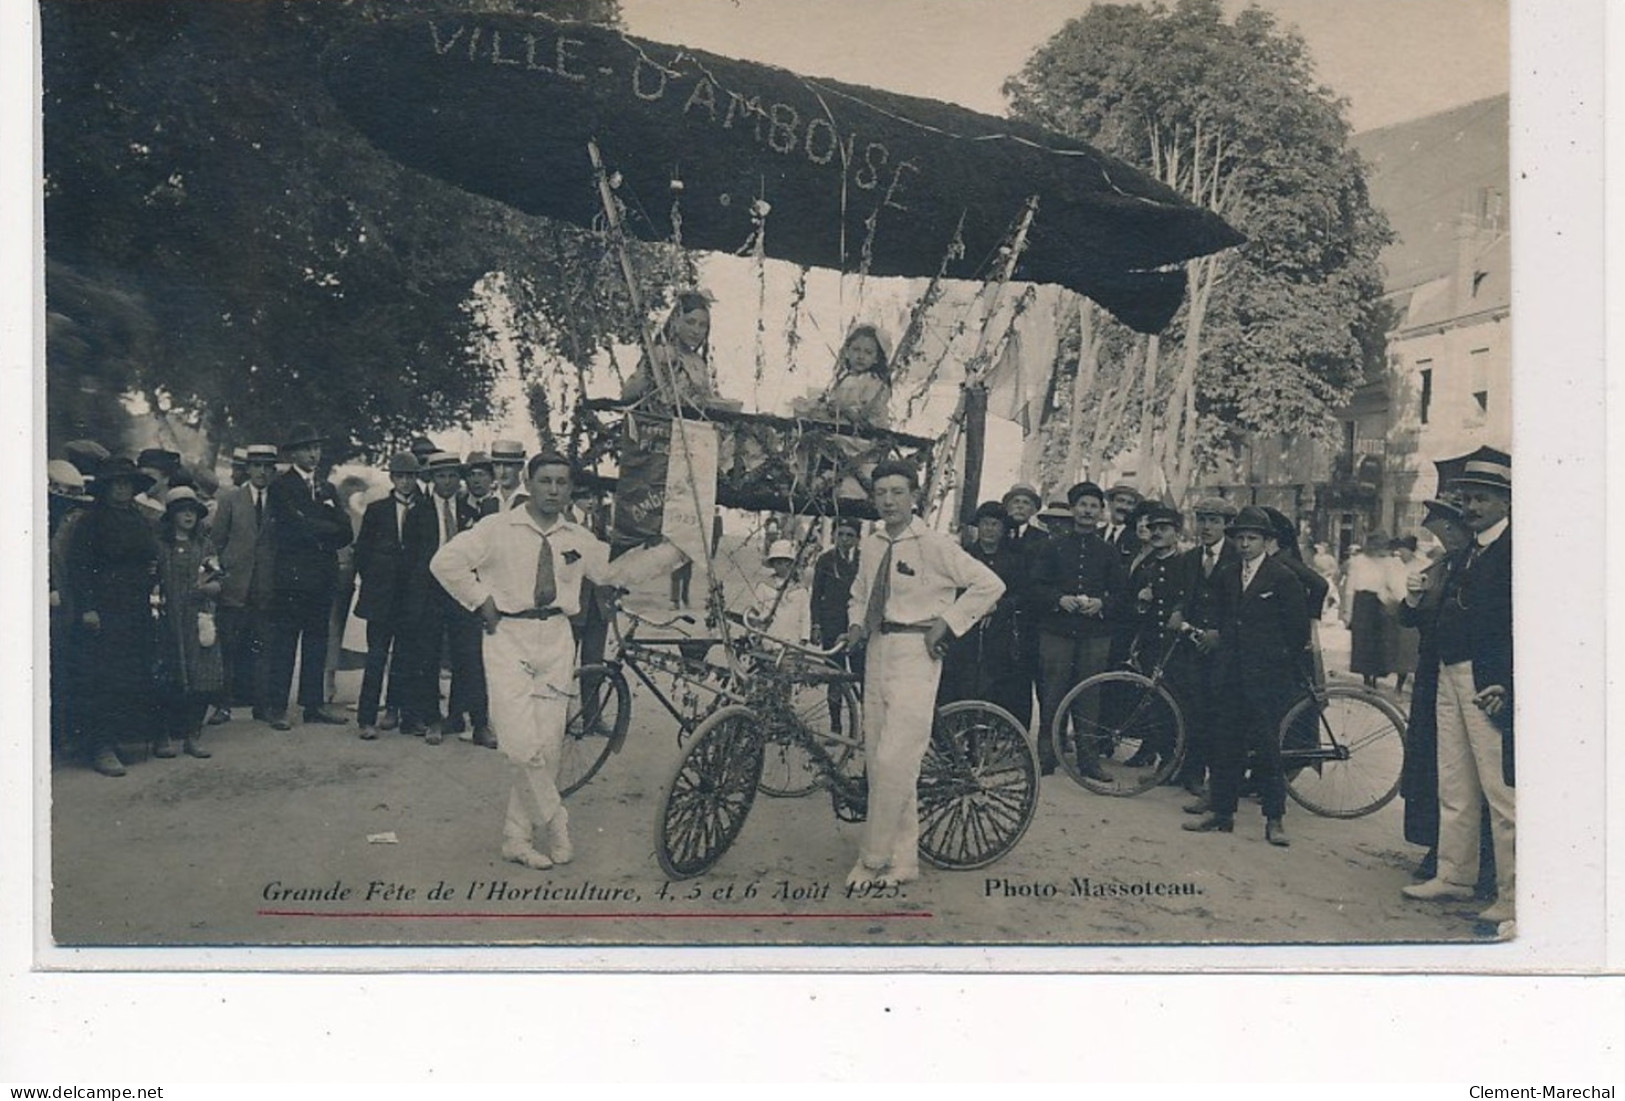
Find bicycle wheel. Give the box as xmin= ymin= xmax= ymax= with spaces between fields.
xmin=1049 ymin=671 xmax=1185 ymax=796
xmin=917 ymin=701 xmax=1040 ymax=870
xmin=758 ymin=677 xmax=862 ymax=798
xmin=1279 ymin=685 xmax=1407 ymax=818
xmin=655 ymin=705 xmax=766 ymax=879
xmin=558 ymin=664 xmax=632 ymax=798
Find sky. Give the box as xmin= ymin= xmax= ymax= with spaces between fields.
xmin=619 ymin=0 xmax=1510 ymax=133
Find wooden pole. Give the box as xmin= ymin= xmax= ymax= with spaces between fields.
xmin=948 ymin=195 xmax=1039 ymax=529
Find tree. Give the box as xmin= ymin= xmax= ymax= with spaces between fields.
xmin=43 ymin=0 xmax=681 ymax=462
xmin=1004 ymin=0 xmax=1391 ymax=499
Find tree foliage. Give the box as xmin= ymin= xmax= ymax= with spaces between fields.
xmin=44 ymin=0 xmax=683 ymax=461
xmin=1004 ymin=0 xmax=1392 ymax=495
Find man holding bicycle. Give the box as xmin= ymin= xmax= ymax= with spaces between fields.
xmin=1183 ymin=505 xmax=1309 ymax=848
xmin=844 ymin=460 xmax=1004 ymax=890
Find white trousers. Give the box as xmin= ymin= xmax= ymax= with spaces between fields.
xmin=860 ymin=633 xmax=943 ymax=872
xmin=484 ymin=617 xmax=576 ymax=848
xmin=1434 ymin=661 xmax=1515 ymax=902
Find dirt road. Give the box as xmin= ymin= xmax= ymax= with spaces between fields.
xmin=50 ymin=616 xmax=1495 ymax=951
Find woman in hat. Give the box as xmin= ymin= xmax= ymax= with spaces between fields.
xmin=1343 ymin=532 xmax=1400 ymax=690
xmin=65 ymin=457 xmax=162 ymax=777
xmin=622 ymin=290 xmax=718 ymax=413
xmin=152 ymin=488 xmax=226 ymax=759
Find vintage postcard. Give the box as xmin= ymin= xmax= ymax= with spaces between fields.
xmin=27 ymin=0 xmax=1608 ymax=974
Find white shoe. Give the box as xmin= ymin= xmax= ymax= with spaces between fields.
xmin=1400 ymin=878 xmax=1475 ymax=902
xmin=845 ymin=859 xmax=888 ymax=890
xmin=887 ymin=861 xmax=920 ymax=885
xmin=547 ymin=811 xmax=573 ymax=865
xmin=501 ymin=843 xmax=553 ymax=871
xmin=1477 ymin=898 xmax=1515 ymax=924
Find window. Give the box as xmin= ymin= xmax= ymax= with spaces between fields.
xmin=1419 ymin=367 xmax=1433 ymax=425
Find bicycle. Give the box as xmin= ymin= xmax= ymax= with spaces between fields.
xmin=1050 ymin=625 xmax=1407 ymax=816
xmin=654 ymin=628 xmax=1040 ymax=880
xmin=555 ymin=597 xmax=864 ymax=800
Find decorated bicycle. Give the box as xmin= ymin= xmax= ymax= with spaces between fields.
xmin=324 ymin=11 xmax=1241 ymax=879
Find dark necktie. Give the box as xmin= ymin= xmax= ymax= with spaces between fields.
xmin=440 ymin=498 xmax=455 ymax=546
xmin=253 ymin=490 xmax=263 ymax=524
xmin=862 ymin=541 xmax=894 ymax=637
xmin=533 ymin=534 xmax=557 ymax=608
xmin=1203 ymin=546 xmax=1217 ymax=577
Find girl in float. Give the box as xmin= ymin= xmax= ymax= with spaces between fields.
xmin=622 ymin=290 xmax=723 ymax=608
xmin=622 ymin=289 xmax=719 ymax=415
xmin=816 ymin=323 xmax=894 ymax=430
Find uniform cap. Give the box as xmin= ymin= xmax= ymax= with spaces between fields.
xmin=1066 ymin=481 xmax=1104 ymax=506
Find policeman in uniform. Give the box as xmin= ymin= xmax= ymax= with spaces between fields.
xmin=1124 ymin=504 xmax=1192 ymax=769
xmin=1030 ymin=481 xmax=1130 ymax=778
xmin=844 ymin=460 xmax=1004 ymax=889
xmin=940 ymin=500 xmax=1027 ymax=720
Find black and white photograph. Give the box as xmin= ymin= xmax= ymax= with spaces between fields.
xmin=28 ymin=0 xmax=1605 ymax=969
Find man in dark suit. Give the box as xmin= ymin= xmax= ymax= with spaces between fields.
xmin=810 ymin=516 xmax=863 ymax=735
xmin=353 ymin=452 xmax=423 ymax=740
xmin=1100 ymin=483 xmax=1143 ymax=563
xmin=1030 ymin=481 xmax=1130 ymax=778
xmin=404 ymin=451 xmax=490 ymax=746
xmin=488 ymin=439 xmax=530 ymax=513
xmin=463 ymin=451 xmax=500 ymax=516
xmin=1402 ymin=452 xmax=1514 ymax=928
xmin=263 ymin=426 xmax=353 ymax=730
xmin=209 ymin=443 xmax=280 ymax=724
xmin=940 ymin=501 xmax=1029 ymax=723
xmin=999 ymin=483 xmax=1048 ymax=733
xmin=1170 ymin=496 xmax=1239 ymax=798
xmin=1183 ymin=505 xmax=1309 ymax=847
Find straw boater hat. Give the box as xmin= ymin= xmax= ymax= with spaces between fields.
xmin=1226 ymin=505 xmax=1274 ymax=536
xmin=244 ymin=444 xmax=279 ymax=465
xmin=387 ymin=452 xmax=421 ymax=476
xmin=422 ymin=451 xmax=463 ymax=476
xmin=1450 ymin=451 xmax=1511 ymax=494
xmin=1107 ymin=482 xmax=1141 ymax=504
xmin=490 ymin=439 xmax=526 ymax=464
xmin=230 ymin=447 xmax=249 ymax=468
xmin=47 ymin=459 xmax=92 ymax=503
xmin=1038 ymin=499 xmax=1072 ymax=523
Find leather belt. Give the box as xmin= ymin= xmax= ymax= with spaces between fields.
xmin=500 ymin=607 xmax=565 ymax=620
xmin=879 ymin=622 xmax=933 ymax=634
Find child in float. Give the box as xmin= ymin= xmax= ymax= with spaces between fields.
xmin=622 ymin=290 xmax=718 ymax=414
xmin=820 ymin=323 xmax=893 ymax=430
xmin=748 ymin=539 xmax=812 ymax=646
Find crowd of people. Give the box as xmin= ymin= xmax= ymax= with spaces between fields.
xmin=44 ymin=285 xmax=1512 ymax=925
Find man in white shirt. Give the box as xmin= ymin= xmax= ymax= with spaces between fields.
xmin=431 ymin=453 xmax=624 ymax=871
xmin=488 ymin=439 xmax=530 ymax=513
xmin=844 ymin=460 xmax=1005 ymax=889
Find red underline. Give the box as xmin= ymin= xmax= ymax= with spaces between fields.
xmin=258 ymin=909 xmax=933 ymax=921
